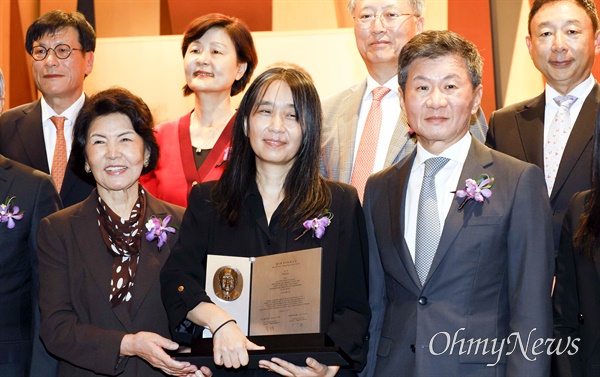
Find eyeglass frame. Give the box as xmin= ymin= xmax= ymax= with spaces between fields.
xmin=30 ymin=44 xmax=86 ymax=61
xmin=353 ymin=11 xmax=418 ymax=30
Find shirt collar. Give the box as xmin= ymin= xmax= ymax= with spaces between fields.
xmin=364 ymin=73 xmax=399 ymax=101
xmin=41 ymin=92 xmax=86 ymax=124
xmin=413 ymin=132 xmax=471 ymax=172
xmin=545 ymin=74 xmax=595 ymax=106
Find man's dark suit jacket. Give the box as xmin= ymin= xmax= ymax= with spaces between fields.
xmin=38 ymin=189 xmax=185 ymax=376
xmin=553 ymin=191 xmax=600 ymax=377
xmin=486 ymin=84 xmax=600 ymax=252
xmin=363 ymin=137 xmax=554 ymax=376
xmin=0 ymin=154 xmax=62 ymax=375
xmin=0 ymin=99 xmax=95 ymax=208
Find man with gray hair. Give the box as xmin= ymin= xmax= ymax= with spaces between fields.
xmin=364 ymin=30 xmax=554 ymax=376
xmin=320 ymin=0 xmax=487 ymax=201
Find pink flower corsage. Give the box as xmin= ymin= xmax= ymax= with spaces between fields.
xmin=215 ymin=147 xmax=231 ymax=167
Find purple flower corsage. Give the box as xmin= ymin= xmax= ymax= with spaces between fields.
xmin=454 ymin=174 xmax=494 ymax=210
xmin=145 ymin=215 xmax=177 ymax=249
xmin=0 ymin=197 xmax=25 ymax=229
xmin=295 ymin=210 xmax=334 ymax=241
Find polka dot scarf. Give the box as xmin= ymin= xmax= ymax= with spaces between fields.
xmin=96 ymin=188 xmax=147 ymax=308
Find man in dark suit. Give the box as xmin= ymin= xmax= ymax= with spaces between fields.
xmin=0 ymin=10 xmax=96 ymax=208
xmin=486 ymin=0 xmax=600 ymax=254
xmin=0 ymin=153 xmax=62 ymax=376
xmin=364 ymin=30 xmax=554 ymax=376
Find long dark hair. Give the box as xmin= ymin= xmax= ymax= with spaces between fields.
xmin=573 ymin=106 xmax=600 ymax=256
xmin=211 ymin=67 xmax=330 ymax=227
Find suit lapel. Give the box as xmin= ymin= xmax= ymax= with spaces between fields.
xmin=515 ymin=94 xmax=545 ymax=169
xmin=0 ymin=156 xmax=15 ymax=202
xmin=426 ymin=139 xmax=494 ymax=285
xmin=384 ymin=112 xmax=413 ymax=166
xmin=388 ymin=153 xmax=422 ymax=291
xmin=70 ymin=193 xmax=134 ymax=327
xmin=550 ymin=83 xmax=599 ymax=200
xmin=129 ymin=195 xmax=171 ymax=319
xmin=340 ymin=82 xmax=365 ymax=183
xmin=14 ymin=101 xmax=50 ymax=173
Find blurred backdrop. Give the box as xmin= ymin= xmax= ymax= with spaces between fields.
xmin=2 ymin=0 xmax=599 ymax=122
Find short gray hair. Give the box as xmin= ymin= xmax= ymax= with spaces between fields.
xmin=347 ymin=0 xmax=425 ymax=16
xmin=0 ymin=68 xmax=4 ymax=98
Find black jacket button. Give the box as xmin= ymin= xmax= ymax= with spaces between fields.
xmin=410 ymin=344 xmax=416 ymax=353
xmin=578 ymin=313 xmax=584 ymax=324
xmin=418 ymin=297 xmax=428 ymax=305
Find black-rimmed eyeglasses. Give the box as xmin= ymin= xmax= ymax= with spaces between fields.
xmin=354 ymin=11 xmax=417 ymax=29
xmin=30 ymin=44 xmax=84 ymax=61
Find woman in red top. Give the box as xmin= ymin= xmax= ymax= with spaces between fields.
xmin=140 ymin=13 xmax=257 ymax=207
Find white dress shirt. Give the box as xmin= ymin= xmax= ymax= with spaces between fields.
xmin=41 ymin=93 xmax=85 ymax=173
xmin=353 ymin=74 xmax=401 ymax=173
xmin=404 ymin=133 xmax=471 ymax=261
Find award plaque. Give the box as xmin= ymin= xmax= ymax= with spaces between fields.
xmin=171 ymin=248 xmax=353 ymax=369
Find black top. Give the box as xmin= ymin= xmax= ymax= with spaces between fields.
xmin=161 ymin=180 xmax=370 ymax=376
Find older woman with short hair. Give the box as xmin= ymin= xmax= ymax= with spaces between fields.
xmin=38 ymin=88 xmax=211 ymax=377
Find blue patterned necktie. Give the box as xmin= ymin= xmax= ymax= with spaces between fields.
xmin=415 ymin=157 xmax=450 ymax=285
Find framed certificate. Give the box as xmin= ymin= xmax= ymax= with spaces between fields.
xmin=172 ymin=248 xmax=353 ymax=369
xmin=203 ymin=248 xmax=322 ymax=336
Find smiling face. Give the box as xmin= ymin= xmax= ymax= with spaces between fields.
xmin=85 ymin=113 xmax=149 ymax=199
xmin=247 ymin=80 xmax=303 ymax=171
xmin=526 ymin=0 xmax=600 ymax=94
xmin=183 ymin=27 xmax=247 ymax=96
xmin=353 ymin=0 xmax=423 ymax=82
xmin=30 ymin=26 xmax=94 ymax=109
xmin=400 ymin=54 xmax=482 ymax=155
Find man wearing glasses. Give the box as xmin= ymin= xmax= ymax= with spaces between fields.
xmin=0 ymin=10 xmax=96 ymax=208
xmin=320 ymin=0 xmax=488 ymax=202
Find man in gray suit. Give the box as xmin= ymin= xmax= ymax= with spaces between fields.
xmin=320 ymin=0 xmax=487 ymax=199
xmin=363 ymin=30 xmax=554 ymax=376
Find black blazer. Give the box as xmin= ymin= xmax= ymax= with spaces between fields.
xmin=161 ymin=180 xmax=370 ymax=376
xmin=553 ymin=191 xmax=600 ymax=377
xmin=486 ymin=84 xmax=599 ymax=253
xmin=0 ymin=154 xmax=62 ymax=371
xmin=0 ymin=100 xmax=95 ymax=207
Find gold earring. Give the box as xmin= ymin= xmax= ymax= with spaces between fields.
xmin=84 ymin=162 xmax=91 ymax=173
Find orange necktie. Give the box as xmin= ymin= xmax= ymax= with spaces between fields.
xmin=350 ymin=86 xmax=391 ymax=200
xmin=50 ymin=116 xmax=67 ymax=191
